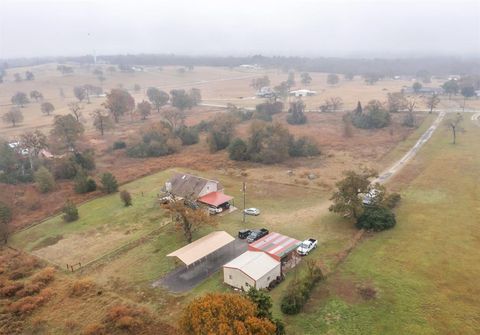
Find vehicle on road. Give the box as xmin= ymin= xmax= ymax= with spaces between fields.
xmin=297 ymin=238 xmax=317 ymax=255
xmin=246 ymin=228 xmax=269 ymax=243
xmin=208 ymin=206 xmax=223 ymax=215
xmin=244 ymin=208 xmax=261 ymax=216
xmin=238 ymin=229 xmax=252 ymax=239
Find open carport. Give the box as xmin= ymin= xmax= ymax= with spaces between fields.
xmin=153 ymin=231 xmax=248 ymax=292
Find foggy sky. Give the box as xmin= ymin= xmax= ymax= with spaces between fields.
xmin=0 ymin=0 xmax=479 ymax=59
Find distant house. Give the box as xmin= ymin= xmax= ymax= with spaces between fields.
xmin=289 ymin=89 xmax=317 ymax=97
xmin=256 ymin=86 xmax=275 ymax=98
xmin=163 ymin=173 xmax=233 ymax=209
xmin=239 ymin=64 xmax=262 ymax=70
xmin=223 ymin=251 xmax=281 ymax=290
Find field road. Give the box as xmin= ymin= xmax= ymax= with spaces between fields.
xmin=471 ymin=112 xmax=480 ymax=126
xmin=374 ymin=111 xmax=446 ymax=184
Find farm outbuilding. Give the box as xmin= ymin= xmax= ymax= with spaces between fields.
xmin=223 ymin=251 xmax=281 ymax=290
xmin=167 ymin=231 xmax=235 ymax=267
xmin=248 ymin=232 xmax=301 ymax=271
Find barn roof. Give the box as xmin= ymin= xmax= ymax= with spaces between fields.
xmin=197 ymin=192 xmax=233 ymax=207
xmin=165 ymin=173 xmax=222 ymax=199
xmin=248 ymin=232 xmax=301 ymax=260
xmin=167 ymin=231 xmax=234 ymax=266
xmin=223 ymin=251 xmax=279 ymax=280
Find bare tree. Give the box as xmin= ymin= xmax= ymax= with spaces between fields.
xmin=162 ymin=108 xmax=186 ymax=130
xmin=68 ymin=102 xmax=83 ymax=122
xmin=19 ymin=130 xmax=48 ymax=169
xmin=166 ymin=199 xmax=214 ymax=242
xmin=91 ymin=109 xmax=114 ymax=136
xmin=445 ymin=113 xmax=464 ymax=144
xmin=425 ymin=94 xmax=440 ymax=114
xmin=2 ymin=108 xmax=24 ymax=127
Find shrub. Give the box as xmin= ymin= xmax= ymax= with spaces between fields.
xmin=113 ymin=141 xmax=126 ymax=150
xmin=384 ymin=192 xmax=401 ymax=209
xmin=286 ymin=101 xmax=307 ymax=125
xmin=74 ymin=171 xmax=97 ymax=194
xmin=176 ymin=126 xmax=199 ymax=145
xmin=120 ymin=190 xmax=132 ymax=207
xmin=72 ymin=150 xmax=95 ymax=170
xmin=0 ymin=201 xmax=12 ymax=224
xmin=351 ymin=100 xmax=390 ymax=129
xmin=8 ymin=287 xmax=53 ymax=315
xmin=15 ymin=282 xmax=42 ymax=297
xmin=34 ymin=166 xmax=55 ymax=193
xmin=100 ymin=172 xmax=118 ymax=194
xmin=289 ymin=137 xmax=320 ymax=157
xmin=402 ymin=112 xmax=416 ymax=127
xmin=356 ymin=206 xmax=396 ymax=231
xmin=106 ymin=304 xmax=146 ymax=332
xmin=53 ymin=158 xmax=77 ymax=180
xmin=62 ymin=200 xmax=79 ymax=222
xmin=0 ymin=281 xmax=24 ymax=297
xmin=31 ymin=267 xmax=55 ymax=285
xmin=228 ymin=138 xmax=249 ymax=161
xmin=70 ymin=278 xmax=95 ymax=297
xmin=83 ymin=323 xmax=106 ymax=335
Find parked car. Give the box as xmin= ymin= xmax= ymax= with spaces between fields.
xmin=246 ymin=228 xmax=269 ymax=243
xmin=362 ymin=188 xmax=380 ymax=205
xmin=297 ymin=238 xmax=318 ymax=256
xmin=238 ymin=229 xmax=252 ymax=239
xmin=208 ymin=206 xmax=223 ymax=215
xmin=244 ymin=208 xmax=261 ymax=216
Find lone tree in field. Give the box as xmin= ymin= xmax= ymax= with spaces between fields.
xmin=461 ymin=86 xmax=475 ymax=111
xmin=387 ymin=92 xmax=407 ymax=113
xmin=136 ymin=100 xmax=152 ymax=120
xmin=2 ymin=108 xmax=24 ymax=127
xmin=50 ymin=114 xmax=85 ymax=151
xmin=300 ymin=72 xmax=312 ymax=85
xmin=327 ymin=73 xmax=340 ymax=86
xmin=103 ymin=89 xmax=135 ymax=123
xmin=62 ymin=200 xmax=79 ymax=222
xmin=286 ymin=100 xmax=307 ymax=125
xmin=274 ymin=81 xmax=290 ymax=100
xmin=68 ymin=102 xmax=83 ymax=121
xmin=30 ymin=90 xmax=43 ymax=102
xmin=146 ymin=87 xmax=169 ymax=113
xmin=91 ymin=109 xmax=114 ymax=136
xmin=100 ymin=172 xmax=118 ymax=194
xmin=25 ymin=71 xmax=35 ymax=81
xmin=73 ymin=86 xmax=87 ymax=103
xmin=412 ymin=82 xmax=423 ymax=94
xmin=120 ymin=190 xmax=132 ymax=207
xmin=426 ymin=93 xmax=440 ymax=114
xmin=170 ymin=89 xmax=196 ymax=111
xmin=167 ymin=199 xmax=214 ymax=243
xmin=11 ymin=92 xmax=29 ymax=107
xmin=41 ymin=102 xmax=55 ymax=116
xmin=180 ymin=293 xmax=276 ymax=335
xmin=250 ymin=76 xmax=270 ymax=90
xmin=329 ymin=169 xmax=379 ymax=220
xmin=442 ymin=80 xmax=459 ymax=99
xmin=445 ymin=113 xmax=464 ymax=144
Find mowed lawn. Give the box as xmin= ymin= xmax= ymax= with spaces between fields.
xmin=287 ymin=114 xmax=480 ymax=335
xmin=10 ymin=170 xmax=175 ymax=265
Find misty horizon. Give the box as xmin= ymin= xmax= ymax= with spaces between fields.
xmin=1 ymin=0 xmax=479 ymax=60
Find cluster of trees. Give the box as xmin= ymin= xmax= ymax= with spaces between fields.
xmin=126 ymin=122 xmax=181 ymax=158
xmin=286 ymin=101 xmax=307 ymax=125
xmin=350 ymin=101 xmax=391 ymax=129
xmin=228 ymin=122 xmax=319 ymax=164
xmin=329 ymin=169 xmax=400 ymax=231
xmin=319 ymin=97 xmax=343 ymax=112
xmin=180 ymin=289 xmax=284 ymax=335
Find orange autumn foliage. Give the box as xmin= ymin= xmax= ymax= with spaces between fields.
xmin=180 ymin=293 xmax=276 ymax=335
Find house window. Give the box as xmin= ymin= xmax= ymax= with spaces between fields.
xmin=267 ymin=276 xmax=270 ymax=281
xmin=229 ymin=275 xmax=232 ymax=280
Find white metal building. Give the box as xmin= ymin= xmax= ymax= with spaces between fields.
xmin=223 ymin=251 xmax=281 ymax=290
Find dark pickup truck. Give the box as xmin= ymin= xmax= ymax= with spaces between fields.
xmin=246 ymin=228 xmax=269 ymax=243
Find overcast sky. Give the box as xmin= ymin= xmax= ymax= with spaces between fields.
xmin=0 ymin=0 xmax=479 ymax=59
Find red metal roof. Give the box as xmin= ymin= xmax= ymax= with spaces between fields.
xmin=197 ymin=191 xmax=233 ymax=207
xmin=248 ymin=232 xmax=301 ymax=261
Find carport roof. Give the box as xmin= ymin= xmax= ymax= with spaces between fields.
xmin=167 ymin=231 xmax=235 ymax=266
xmin=198 ymin=192 xmax=233 ymax=207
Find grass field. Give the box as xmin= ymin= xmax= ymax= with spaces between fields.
xmin=285 ymin=115 xmax=480 ymax=334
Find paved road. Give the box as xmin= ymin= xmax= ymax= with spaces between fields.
xmin=153 ymin=238 xmax=248 ymax=293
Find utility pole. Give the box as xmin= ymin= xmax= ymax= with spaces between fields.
xmin=242 ymin=181 xmax=246 ymax=224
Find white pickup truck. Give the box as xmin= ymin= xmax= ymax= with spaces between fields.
xmin=297 ymin=238 xmax=317 ymax=256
